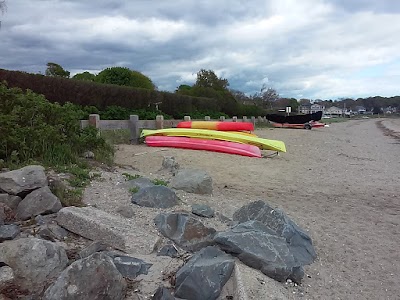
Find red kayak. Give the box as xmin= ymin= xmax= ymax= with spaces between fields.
xmin=177 ymin=121 xmax=254 ymax=131
xmin=272 ymin=121 xmax=326 ymax=130
xmin=145 ymin=136 xmax=262 ymax=158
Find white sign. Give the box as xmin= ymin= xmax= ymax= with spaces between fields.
xmin=286 ymin=106 xmax=292 ymax=113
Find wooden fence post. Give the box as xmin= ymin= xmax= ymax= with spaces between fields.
xmin=129 ymin=115 xmax=140 ymax=144
xmin=156 ymin=115 xmax=164 ymax=129
xmin=232 ymin=116 xmax=237 ymax=122
xmin=220 ymin=116 xmax=225 ymax=121
xmin=205 ymin=116 xmax=211 ymax=121
xmin=184 ymin=116 xmax=191 ymax=121
xmin=243 ymin=116 xmax=247 ymax=122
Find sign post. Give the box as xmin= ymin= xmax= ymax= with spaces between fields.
xmin=285 ymin=106 xmax=292 ymax=116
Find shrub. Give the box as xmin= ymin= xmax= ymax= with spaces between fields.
xmin=0 ymin=82 xmax=113 ymax=166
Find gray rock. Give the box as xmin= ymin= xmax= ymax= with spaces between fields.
xmin=233 ymin=200 xmax=317 ymax=266
xmin=108 ymin=254 xmax=152 ymax=280
xmin=192 ymin=204 xmax=214 ymax=218
xmin=115 ymin=205 xmax=134 ymax=218
xmin=34 ymin=213 xmax=57 ymax=225
xmin=154 ymin=212 xmax=216 ymax=252
xmin=152 ymin=286 xmax=175 ymax=300
xmin=0 ymin=203 xmax=15 ymax=224
xmin=131 ymin=186 xmax=179 ymax=208
xmin=0 ymin=205 xmax=4 ymax=225
xmin=16 ymin=186 xmax=62 ymax=221
xmin=0 ymin=266 xmax=15 ymax=290
xmin=0 ymin=165 xmax=47 ymax=196
xmin=43 ymin=252 xmax=126 ymax=300
xmin=0 ymin=224 xmax=20 ymax=242
xmin=214 ymin=220 xmax=305 ymax=283
xmin=175 ymin=246 xmax=234 ymax=300
xmin=0 ymin=194 xmax=22 ymax=211
xmin=125 ymin=177 xmax=155 ymax=190
xmin=78 ymin=241 xmax=109 ymax=259
xmin=0 ymin=237 xmax=68 ymax=293
xmin=83 ymin=151 xmax=95 ymax=159
xmin=37 ymin=223 xmax=68 ymax=241
xmin=161 ymin=156 xmax=179 ymax=173
xmin=157 ymin=244 xmax=179 ymax=258
xmin=170 ymin=169 xmax=212 ymax=195
xmin=57 ymin=206 xmax=157 ymax=254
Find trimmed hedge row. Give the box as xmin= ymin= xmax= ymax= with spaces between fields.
xmin=0 ymin=69 xmax=224 ymax=118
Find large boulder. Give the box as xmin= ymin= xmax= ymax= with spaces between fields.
xmin=170 ymin=169 xmax=212 ymax=195
xmin=43 ymin=252 xmax=126 ymax=300
xmin=0 ymin=194 xmax=22 ymax=211
xmin=175 ymin=246 xmax=235 ymax=300
xmin=214 ymin=221 xmax=305 ymax=283
xmin=16 ymin=186 xmax=62 ymax=221
xmin=233 ymin=200 xmax=317 ymax=265
xmin=0 ymin=165 xmax=47 ymax=196
xmin=154 ymin=212 xmax=216 ymax=252
xmin=0 ymin=237 xmax=68 ymax=293
xmin=131 ymin=186 xmax=179 ymax=208
xmin=57 ymin=206 xmax=158 ymax=254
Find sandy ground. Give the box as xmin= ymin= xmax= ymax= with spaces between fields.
xmin=87 ymin=117 xmax=399 ymax=300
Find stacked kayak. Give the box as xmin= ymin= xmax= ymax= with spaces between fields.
xmin=145 ymin=136 xmax=262 ymax=158
xmin=177 ymin=121 xmax=254 ymax=131
xmin=141 ymin=121 xmax=287 ymax=158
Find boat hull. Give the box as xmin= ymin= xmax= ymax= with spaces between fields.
xmin=145 ymin=136 xmax=262 ymax=158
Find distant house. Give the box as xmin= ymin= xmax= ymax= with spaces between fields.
xmin=298 ymin=103 xmax=325 ymax=114
xmin=354 ymin=106 xmax=366 ymax=114
xmin=383 ymin=106 xmax=397 ymax=114
xmin=325 ymin=106 xmax=343 ymax=116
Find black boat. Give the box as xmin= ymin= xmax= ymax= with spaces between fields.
xmin=265 ymin=111 xmax=323 ymax=124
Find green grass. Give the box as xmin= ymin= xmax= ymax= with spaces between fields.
xmin=151 ymin=178 xmax=169 ymax=186
xmin=129 ymin=187 xmax=140 ymax=194
xmin=122 ymin=173 xmax=141 ymax=181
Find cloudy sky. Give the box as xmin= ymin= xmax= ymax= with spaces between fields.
xmin=1 ymin=0 xmax=399 ymax=99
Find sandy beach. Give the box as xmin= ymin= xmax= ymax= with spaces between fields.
xmin=106 ymin=117 xmax=400 ymax=299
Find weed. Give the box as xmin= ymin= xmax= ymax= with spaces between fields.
xmin=122 ymin=173 xmax=141 ymax=181
xmin=152 ymin=179 xmax=169 ymax=186
xmin=129 ymin=187 xmax=139 ymax=194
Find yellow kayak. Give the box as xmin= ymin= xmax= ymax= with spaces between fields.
xmin=141 ymin=128 xmax=286 ymax=152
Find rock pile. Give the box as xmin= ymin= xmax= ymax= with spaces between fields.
xmin=0 ymin=164 xmax=317 ymax=300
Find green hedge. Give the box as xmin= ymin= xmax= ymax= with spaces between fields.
xmin=0 ymin=69 xmax=231 ymax=118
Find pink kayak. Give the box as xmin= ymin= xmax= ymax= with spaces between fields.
xmin=145 ymin=136 xmax=262 ymax=158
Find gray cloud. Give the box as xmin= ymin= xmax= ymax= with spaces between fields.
xmin=1 ymin=0 xmax=399 ymax=99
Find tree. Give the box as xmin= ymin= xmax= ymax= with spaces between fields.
xmin=251 ymin=85 xmax=280 ymax=110
xmin=72 ymin=71 xmax=96 ymax=81
xmin=230 ymin=89 xmax=250 ymax=103
xmin=175 ymin=84 xmax=193 ymax=95
xmin=45 ymin=62 xmax=70 ymax=78
xmin=194 ymin=69 xmax=229 ymax=91
xmin=95 ymin=67 xmax=155 ymax=90
xmin=0 ymin=1 xmax=6 ymax=15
